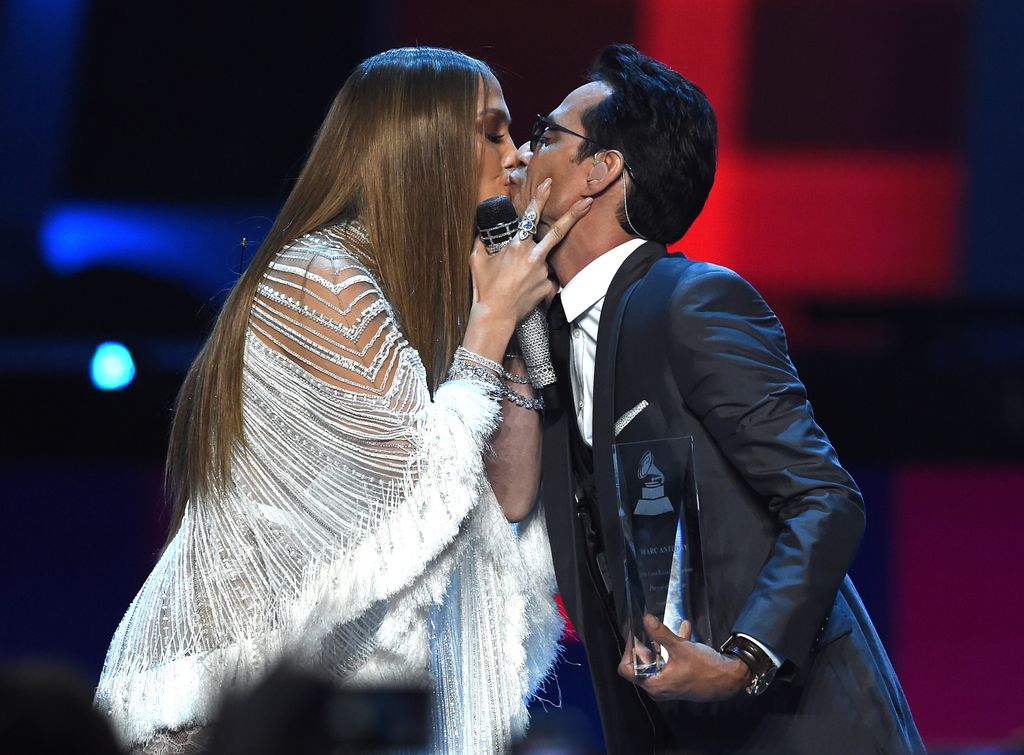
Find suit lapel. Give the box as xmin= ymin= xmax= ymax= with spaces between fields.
xmin=591 ymin=241 xmax=667 ymax=621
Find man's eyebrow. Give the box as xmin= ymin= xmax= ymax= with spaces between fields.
xmin=477 ymin=107 xmax=511 ymax=124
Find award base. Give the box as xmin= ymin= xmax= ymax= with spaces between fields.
xmin=630 ymin=636 xmax=667 ymax=679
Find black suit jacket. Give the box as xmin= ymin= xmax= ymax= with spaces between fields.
xmin=540 ymin=242 xmax=922 ymax=754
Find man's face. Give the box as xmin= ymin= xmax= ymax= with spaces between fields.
xmin=510 ymin=81 xmax=613 ymax=234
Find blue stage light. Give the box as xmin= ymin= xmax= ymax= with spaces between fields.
xmin=90 ymin=341 xmax=135 ymax=390
xmin=39 ymin=202 xmax=274 ymax=296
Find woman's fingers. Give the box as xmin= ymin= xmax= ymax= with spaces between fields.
xmin=518 ymin=178 xmax=553 ymax=241
xmin=469 ymin=239 xmax=487 ymax=301
xmin=531 ymin=197 xmax=594 ymax=261
xmin=472 ymin=178 xmax=587 ymax=318
xmin=468 ymin=237 xmax=485 ymax=272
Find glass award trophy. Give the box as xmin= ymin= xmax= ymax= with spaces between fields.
xmin=613 ymin=435 xmax=706 ymax=678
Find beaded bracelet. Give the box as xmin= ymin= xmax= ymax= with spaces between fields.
xmin=448 ymin=348 xmax=543 ymax=413
xmin=497 ymin=352 xmax=531 ymax=384
xmin=454 ymin=346 xmax=503 ymax=376
xmin=502 ymin=370 xmax=532 ymax=385
xmin=447 ymin=361 xmax=504 ymax=394
xmin=503 ymin=387 xmax=545 ymax=413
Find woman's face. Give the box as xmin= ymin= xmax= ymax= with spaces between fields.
xmin=475 ymin=75 xmax=517 ymax=204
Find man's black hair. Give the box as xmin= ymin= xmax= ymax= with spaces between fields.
xmin=578 ymin=44 xmax=717 ymax=244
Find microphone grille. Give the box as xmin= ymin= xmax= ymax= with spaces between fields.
xmin=476 ymin=195 xmax=519 ymax=231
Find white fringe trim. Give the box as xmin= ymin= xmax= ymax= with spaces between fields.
xmin=96 ymin=378 xmax=501 ymax=748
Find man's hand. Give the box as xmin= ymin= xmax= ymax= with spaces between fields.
xmin=617 ymin=615 xmax=752 ymax=702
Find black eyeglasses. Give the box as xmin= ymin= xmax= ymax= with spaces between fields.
xmin=529 ymin=114 xmax=636 ymax=179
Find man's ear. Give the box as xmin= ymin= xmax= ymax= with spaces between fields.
xmin=588 ymin=161 xmax=609 ymax=182
xmin=584 ymin=150 xmax=624 ymax=195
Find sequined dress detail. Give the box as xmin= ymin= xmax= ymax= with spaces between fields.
xmin=94 ymin=227 xmax=563 ymax=754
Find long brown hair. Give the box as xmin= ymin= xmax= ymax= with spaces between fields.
xmin=165 ymin=47 xmax=491 ymax=540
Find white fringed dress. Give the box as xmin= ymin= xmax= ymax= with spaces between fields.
xmin=94 ymin=226 xmax=563 ymax=754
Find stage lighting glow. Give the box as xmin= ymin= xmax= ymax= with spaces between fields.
xmin=90 ymin=341 xmax=135 ymax=390
xmin=39 ymin=202 xmax=274 ymax=296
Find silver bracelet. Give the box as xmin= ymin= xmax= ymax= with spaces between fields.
xmin=454 ymin=346 xmax=503 ymax=376
xmin=503 ymin=387 xmax=545 ymax=413
xmin=502 ymin=370 xmax=532 ymax=385
xmin=448 ymin=362 xmax=504 ymax=394
xmin=503 ymin=352 xmax=531 ymax=382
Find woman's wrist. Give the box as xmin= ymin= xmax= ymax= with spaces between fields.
xmin=463 ymin=303 xmax=517 ymax=365
xmin=504 ymin=333 xmax=524 ymax=362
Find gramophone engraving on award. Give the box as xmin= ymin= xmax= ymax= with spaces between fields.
xmin=613 ymin=435 xmax=708 ymax=678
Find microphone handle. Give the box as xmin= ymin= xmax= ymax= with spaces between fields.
xmin=516 ymin=307 xmax=557 ymax=389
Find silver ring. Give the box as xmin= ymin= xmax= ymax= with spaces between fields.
xmin=517 ymin=209 xmax=538 ymax=241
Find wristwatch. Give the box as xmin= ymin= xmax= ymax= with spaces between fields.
xmin=719 ymin=633 xmax=777 ymax=696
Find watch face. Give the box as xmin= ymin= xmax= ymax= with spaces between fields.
xmin=748 ymin=666 xmax=776 ymax=696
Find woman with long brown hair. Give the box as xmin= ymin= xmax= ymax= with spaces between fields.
xmin=95 ymin=47 xmax=590 ymax=754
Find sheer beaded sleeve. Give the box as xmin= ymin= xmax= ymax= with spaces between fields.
xmin=249 ymin=241 xmax=407 ymax=397
xmin=96 ymin=227 xmax=562 ymax=754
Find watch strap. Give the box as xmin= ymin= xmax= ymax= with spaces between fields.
xmin=719 ymin=633 xmax=777 ymax=696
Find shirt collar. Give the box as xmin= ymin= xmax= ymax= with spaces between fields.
xmin=560 ymin=238 xmax=647 ymax=323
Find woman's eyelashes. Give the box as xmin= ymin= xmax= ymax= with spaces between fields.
xmin=486 ymin=132 xmax=507 ymax=144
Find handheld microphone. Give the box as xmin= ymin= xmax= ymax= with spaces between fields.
xmin=475 ymin=196 xmax=557 ymax=389
xmin=476 ymin=196 xmax=521 ymax=254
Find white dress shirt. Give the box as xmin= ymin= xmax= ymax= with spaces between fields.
xmin=560 ymin=238 xmax=784 ymax=671
xmin=560 ymin=238 xmax=647 ymax=447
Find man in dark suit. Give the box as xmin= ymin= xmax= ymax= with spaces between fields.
xmin=513 ymin=44 xmax=923 ymax=753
